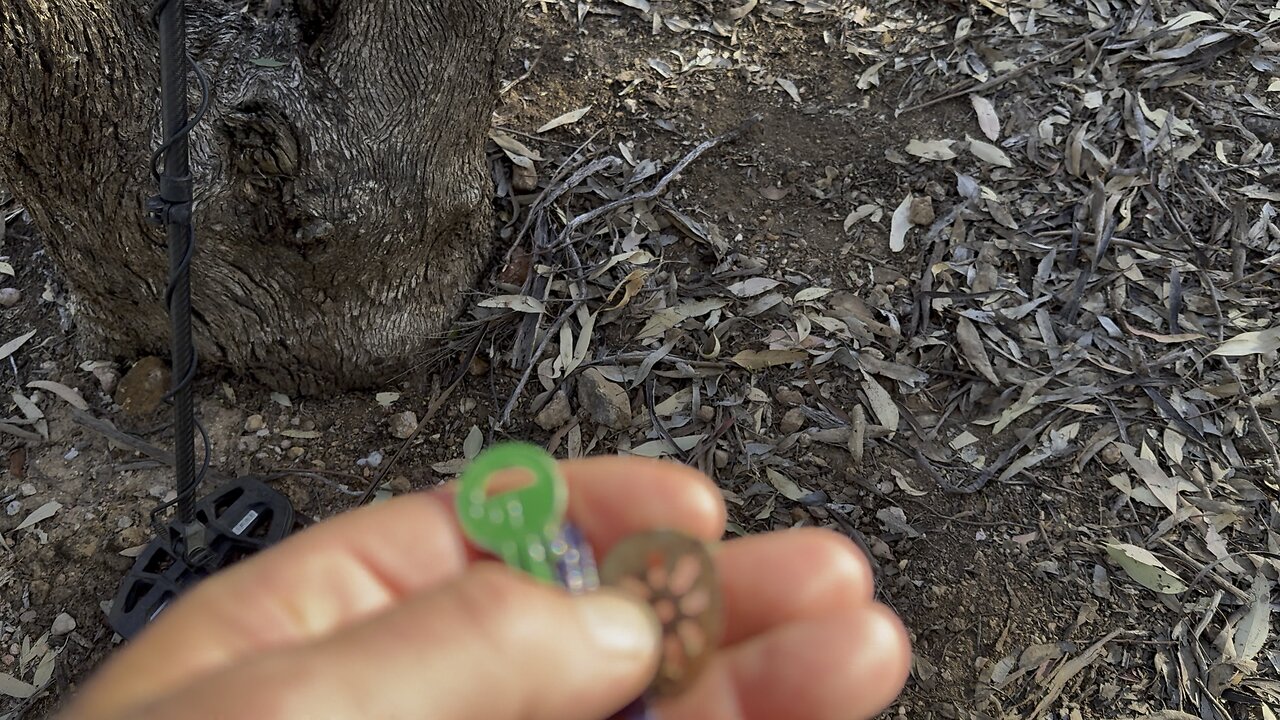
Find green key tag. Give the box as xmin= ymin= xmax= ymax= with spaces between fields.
xmin=455 ymin=442 xmax=568 ymax=584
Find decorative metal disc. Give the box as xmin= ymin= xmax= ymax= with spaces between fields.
xmin=600 ymin=530 xmax=723 ymax=699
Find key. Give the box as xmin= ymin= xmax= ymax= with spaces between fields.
xmin=600 ymin=530 xmax=723 ymax=700
xmin=455 ymin=442 xmax=568 ymax=584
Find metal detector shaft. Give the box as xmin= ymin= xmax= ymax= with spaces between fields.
xmin=155 ymin=0 xmax=199 ymax=526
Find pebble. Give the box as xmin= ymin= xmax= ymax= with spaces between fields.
xmin=5 ymin=501 xmax=20 ymax=517
xmin=91 ymin=365 xmax=120 ymax=394
xmin=696 ymin=405 xmax=716 ymax=422
xmin=775 ymin=387 xmax=804 ymax=406
xmin=19 ymin=483 xmax=36 ymax=497
xmin=534 ymin=392 xmax=572 ymax=430
xmin=287 ymin=446 xmax=305 ymax=460
xmin=780 ymin=407 xmax=806 ymax=435
xmin=388 ymin=475 xmax=412 ymax=494
xmin=117 ymin=526 xmax=148 ymax=549
xmin=115 ymin=356 xmax=171 ymax=418
xmin=0 ymin=654 xmax=12 ymax=667
xmin=458 ymin=398 xmax=477 ymax=415
xmin=713 ymin=449 xmax=729 ymax=469
xmin=117 ymin=516 xmax=134 ymax=529
xmin=147 ymin=484 xmax=168 ymax=499
xmin=237 ymin=435 xmax=262 ymax=453
xmin=50 ymin=612 xmax=76 ymax=636
xmin=1100 ymin=443 xmax=1122 ymax=465
xmin=577 ymin=368 xmax=632 ymax=430
xmin=0 ymin=287 xmax=19 ymax=307
xmin=909 ymin=195 xmax=935 ymax=226
xmin=389 ymin=411 xmax=419 ymax=439
xmin=244 ymin=414 xmax=265 ymax=433
xmin=280 ymin=439 xmax=292 ymax=450
xmin=63 ymin=447 xmax=80 ymax=461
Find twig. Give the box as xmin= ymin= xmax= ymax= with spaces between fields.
xmin=901 ymin=32 xmax=1103 ymax=114
xmin=546 ymin=114 xmax=762 ymax=251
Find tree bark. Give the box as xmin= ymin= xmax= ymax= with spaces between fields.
xmin=0 ymin=0 xmax=516 ymax=394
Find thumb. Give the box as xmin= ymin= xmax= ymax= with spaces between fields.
xmin=127 ymin=564 xmax=663 ymax=720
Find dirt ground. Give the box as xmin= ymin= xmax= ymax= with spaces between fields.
xmin=3 ymin=1 xmax=1279 ymax=719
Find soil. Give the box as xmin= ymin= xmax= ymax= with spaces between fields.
xmin=1 ymin=4 xmax=1271 ymax=720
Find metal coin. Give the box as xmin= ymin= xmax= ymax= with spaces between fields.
xmin=599 ymin=529 xmax=723 ymax=699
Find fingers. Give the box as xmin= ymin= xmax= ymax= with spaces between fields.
xmin=128 ymin=566 xmax=664 ymax=720
xmin=660 ymin=603 xmax=911 ymax=720
xmin=713 ymin=528 xmax=875 ymax=646
xmin=67 ymin=456 xmax=724 ymax=720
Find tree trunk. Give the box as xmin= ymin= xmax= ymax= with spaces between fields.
xmin=0 ymin=0 xmax=515 ymax=394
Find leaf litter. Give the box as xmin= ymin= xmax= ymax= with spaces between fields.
xmin=457 ymin=0 xmax=1280 ymax=716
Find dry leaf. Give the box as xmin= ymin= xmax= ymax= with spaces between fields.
xmin=0 ymin=261 xmax=13 ymax=276
xmin=478 ymin=294 xmax=546 ymax=314
xmin=956 ymin=316 xmax=1000 ymax=385
xmin=636 ymin=298 xmax=727 ymax=340
xmin=463 ymin=425 xmax=484 ymax=460
xmin=730 ymin=349 xmax=807 ymax=370
xmin=15 ymin=501 xmax=61 ymax=531
xmin=724 ymin=0 xmax=757 ymax=20
xmin=889 ymin=193 xmax=913 ymax=253
xmin=628 ymin=435 xmax=705 ymax=458
xmin=537 ymin=106 xmax=592 ymax=133
xmin=1210 ymin=327 xmax=1280 ymax=356
xmin=25 ymin=381 xmax=88 ymax=411
xmin=766 ymin=468 xmax=811 ymax=502
xmin=375 ymin=392 xmax=400 ymax=407
xmin=0 ymin=671 xmax=37 ymax=699
xmin=1104 ymin=542 xmax=1187 ymax=594
xmin=861 ymin=372 xmax=898 ymax=431
xmin=857 ymin=60 xmax=888 ymax=90
xmin=1234 ymin=574 xmax=1272 ymax=662
xmin=726 ymin=277 xmax=782 ymax=298
xmin=971 ymin=95 xmax=1001 ymax=141
xmin=776 ymin=77 xmax=801 ymax=103
xmin=0 ymin=329 xmax=36 ymax=362
xmin=906 ymin=139 xmax=957 ymax=161
xmin=968 ymin=136 xmax=1013 ymax=167
xmin=270 ymin=392 xmax=292 ymax=407
xmin=280 ymin=429 xmax=321 ymax=439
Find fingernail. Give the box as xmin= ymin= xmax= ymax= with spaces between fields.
xmin=577 ymin=591 xmax=661 ymax=659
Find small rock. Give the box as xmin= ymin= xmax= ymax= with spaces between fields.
xmin=512 ymin=162 xmax=538 ymax=193
xmin=387 ymin=475 xmax=412 ymax=494
xmin=469 ymin=356 xmax=490 ymax=377
xmin=1100 ymin=443 xmax=1123 ymax=465
xmin=91 ymin=366 xmax=120 ymax=395
xmin=301 ymin=418 xmax=316 ymax=431
xmin=0 ymin=288 xmax=19 ymax=307
xmin=696 ymin=405 xmax=716 ymax=422
xmin=458 ymin=398 xmax=477 ymax=415
xmin=244 ymin=414 xmax=266 ymax=433
xmin=71 ymin=537 xmax=100 ymax=559
xmin=19 ymin=483 xmax=36 ymax=497
xmin=775 ymin=387 xmax=804 ymax=406
xmin=909 ymin=196 xmax=935 ymax=226
xmin=5 ymin=500 xmax=20 ymax=516
xmin=117 ymin=526 xmax=148 ymax=549
xmin=280 ymin=439 xmax=293 ymax=450
xmin=115 ymin=356 xmax=171 ymax=418
xmin=116 ymin=516 xmax=134 ymax=530
xmin=286 ymin=446 xmax=305 ymax=460
xmin=50 ymin=612 xmax=76 ymax=636
xmin=577 ymin=368 xmax=632 ymax=430
xmin=237 ymin=435 xmax=262 ymax=453
xmin=147 ymin=484 xmax=168 ymax=499
xmin=1 ymin=654 xmax=13 ymax=667
xmin=389 ymin=411 xmax=419 ymax=439
xmin=780 ymin=408 xmax=806 ymax=435
xmin=534 ymin=392 xmax=572 ymax=430
xmin=63 ymin=447 xmax=80 ymax=461
xmin=713 ymin=449 xmax=729 ymax=469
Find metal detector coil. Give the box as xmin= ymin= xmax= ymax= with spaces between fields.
xmin=108 ymin=477 xmax=297 ymax=639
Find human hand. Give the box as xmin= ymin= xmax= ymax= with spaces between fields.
xmin=61 ymin=456 xmax=911 ymax=720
